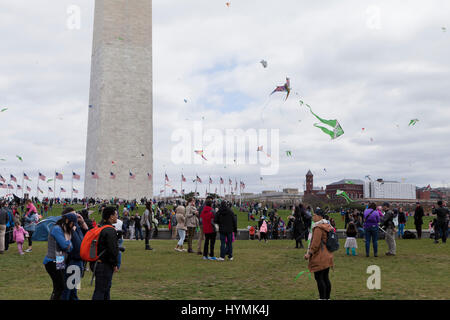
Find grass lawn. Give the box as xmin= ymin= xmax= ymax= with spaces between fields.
xmin=0 ymin=236 xmax=448 ymax=300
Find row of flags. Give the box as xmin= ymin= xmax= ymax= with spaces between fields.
xmin=0 ymin=182 xmax=78 ymax=194
xmin=0 ymin=172 xmax=81 ymax=182
xmin=90 ymin=171 xmax=153 ymax=180
xmin=165 ymin=173 xmax=245 ymax=187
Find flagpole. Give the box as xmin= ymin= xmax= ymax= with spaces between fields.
xmin=37 ymin=173 xmax=39 ymax=200
xmin=180 ymin=170 xmax=183 ymax=200
xmin=128 ymin=169 xmax=130 ymax=201
xmin=164 ymin=171 xmax=167 ymax=201
xmin=195 ymin=173 xmax=198 ymax=196
xmin=71 ymin=169 xmax=74 ymax=204
xmin=54 ymin=171 xmax=56 ymax=202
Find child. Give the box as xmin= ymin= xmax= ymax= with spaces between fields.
xmin=13 ymin=221 xmax=29 ymax=255
xmin=345 ymin=222 xmax=358 ymax=256
xmin=249 ymin=226 xmax=255 ymax=240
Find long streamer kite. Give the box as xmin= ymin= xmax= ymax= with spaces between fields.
xmin=271 ymin=77 xmax=291 ymax=101
xmin=1 ymin=108 xmax=7 ymax=112
xmin=306 ymin=104 xmax=344 ymax=140
xmin=336 ymin=189 xmax=354 ymax=203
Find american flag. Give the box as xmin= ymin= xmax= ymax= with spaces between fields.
xmin=60 ymin=187 xmax=66 ymax=193
xmin=257 ymin=146 xmax=264 ymax=152
xmin=209 ymin=177 xmax=213 ymax=184
xmin=182 ymin=174 xmax=186 ymax=182
xmin=72 ymin=172 xmax=80 ymax=180
xmin=48 ymin=187 xmax=53 ymax=192
xmin=7 ymin=184 xmax=14 ymax=189
xmin=26 ymin=186 xmax=31 ymax=192
xmin=196 ymin=175 xmax=202 ymax=183
xmin=73 ymin=188 xmax=78 ymax=194
xmin=147 ymin=173 xmax=152 ymax=181
xmin=0 ymin=183 xmax=6 ymax=189
xmin=55 ymin=172 xmax=63 ymax=180
xmin=91 ymin=171 xmax=99 ymax=179
xmin=172 ymin=189 xmax=178 ymax=194
xmin=240 ymin=181 xmax=245 ymax=189
xmin=220 ymin=177 xmax=224 ymax=184
xmin=24 ymin=173 xmax=31 ymax=181
xmin=110 ymin=172 xmax=116 ymax=179
xmin=38 ymin=187 xmax=44 ymax=194
xmin=165 ymin=173 xmax=169 ymax=182
xmin=17 ymin=185 xmax=22 ymax=190
xmin=182 ymin=189 xmax=185 ymax=195
xmin=129 ymin=171 xmax=136 ymax=179
xmin=10 ymin=174 xmax=17 ymax=182
xmin=229 ymin=178 xmax=232 ymax=185
xmin=0 ymin=175 xmax=5 ymax=183
xmin=39 ymin=172 xmax=46 ymax=181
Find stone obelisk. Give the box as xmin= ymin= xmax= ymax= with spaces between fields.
xmin=84 ymin=0 xmax=153 ymax=200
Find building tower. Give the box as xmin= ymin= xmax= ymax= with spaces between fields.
xmin=305 ymin=170 xmax=313 ymax=195
xmin=84 ymin=0 xmax=153 ymax=200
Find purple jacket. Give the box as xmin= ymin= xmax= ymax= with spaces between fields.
xmin=364 ymin=208 xmax=381 ymax=228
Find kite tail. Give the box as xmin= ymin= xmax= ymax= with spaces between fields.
xmin=307 ymin=105 xmax=337 ymax=127
xmin=313 ymin=124 xmax=335 ymax=139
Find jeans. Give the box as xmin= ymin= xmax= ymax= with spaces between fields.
xmin=92 ymin=263 xmax=114 ymax=300
xmin=118 ymin=239 xmax=123 ymax=268
xmin=435 ymin=221 xmax=448 ymax=243
xmin=219 ymin=232 xmax=233 ymax=259
xmin=415 ymin=223 xmax=422 ymax=239
xmin=61 ymin=260 xmax=84 ymax=300
xmin=135 ymin=226 xmax=143 ymax=240
xmin=203 ymin=232 xmax=216 ymax=257
xmin=364 ymin=226 xmax=378 ymax=256
xmin=177 ymin=229 xmax=186 ymax=246
xmin=314 ymin=268 xmax=331 ymax=299
xmin=358 ymin=227 xmax=365 ymax=238
xmin=44 ymin=261 xmax=65 ymax=300
xmin=398 ymin=224 xmax=405 ymax=238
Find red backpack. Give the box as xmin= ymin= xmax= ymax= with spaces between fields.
xmin=80 ymin=225 xmax=114 ymax=262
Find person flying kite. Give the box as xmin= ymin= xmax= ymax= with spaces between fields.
xmin=271 ymin=77 xmax=291 ymax=101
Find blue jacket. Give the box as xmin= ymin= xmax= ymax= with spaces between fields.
xmin=6 ymin=209 xmax=15 ymax=228
xmin=68 ymin=223 xmax=84 ymax=261
xmin=24 ymin=213 xmax=38 ymax=232
xmin=43 ymin=225 xmax=72 ymax=265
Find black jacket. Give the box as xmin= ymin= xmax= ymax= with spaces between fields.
xmin=433 ymin=206 xmax=449 ymax=223
xmin=215 ymin=207 xmax=237 ymax=233
xmin=414 ymin=206 xmax=424 ymax=225
xmin=382 ymin=210 xmax=395 ymax=229
xmin=97 ymin=222 xmax=119 ymax=267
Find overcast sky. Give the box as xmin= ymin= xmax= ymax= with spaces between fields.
xmin=1 ymin=0 xmax=450 ymax=198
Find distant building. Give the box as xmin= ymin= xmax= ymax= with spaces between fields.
xmin=304 ymin=170 xmax=324 ymax=196
xmin=235 ymin=188 xmax=302 ymax=205
xmin=364 ymin=180 xmax=416 ymax=199
xmin=326 ymin=179 xmax=364 ymax=200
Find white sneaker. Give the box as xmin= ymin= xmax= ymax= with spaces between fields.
xmin=25 ymin=249 xmax=32 ymax=253
xmin=229 ymin=257 xmax=234 ymax=261
xmin=217 ymin=257 xmax=225 ymax=261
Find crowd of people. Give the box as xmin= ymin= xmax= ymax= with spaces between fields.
xmin=0 ymin=195 xmax=448 ymax=301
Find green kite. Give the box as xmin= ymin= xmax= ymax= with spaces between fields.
xmin=16 ymin=155 xmax=23 ymax=161
xmin=409 ymin=119 xmax=419 ymax=126
xmin=306 ymin=105 xmax=344 ymax=140
xmin=286 ymin=151 xmax=292 ymax=157
xmin=336 ymin=189 xmax=353 ymax=203
xmin=1 ymin=108 xmax=7 ymax=112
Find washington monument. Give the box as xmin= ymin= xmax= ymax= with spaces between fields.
xmin=84 ymin=0 xmax=153 ymax=200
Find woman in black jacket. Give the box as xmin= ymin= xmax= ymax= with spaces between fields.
xmin=215 ymin=201 xmax=237 ymax=261
xmin=293 ymin=205 xmax=306 ymax=248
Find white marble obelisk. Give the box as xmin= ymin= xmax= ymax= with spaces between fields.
xmin=84 ymin=0 xmax=153 ymax=200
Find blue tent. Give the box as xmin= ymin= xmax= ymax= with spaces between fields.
xmin=32 ymin=216 xmax=62 ymax=241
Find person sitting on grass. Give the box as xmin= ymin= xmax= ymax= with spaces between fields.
xmin=345 ymin=222 xmax=358 ymax=256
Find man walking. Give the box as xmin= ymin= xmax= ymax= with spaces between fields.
xmin=92 ymin=207 xmax=119 ymax=300
xmin=414 ymin=202 xmax=424 ymax=239
xmin=382 ymin=202 xmax=396 ymax=256
xmin=433 ymin=201 xmax=449 ymax=244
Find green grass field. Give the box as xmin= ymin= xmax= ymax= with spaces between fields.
xmin=0 ymin=235 xmax=448 ymax=300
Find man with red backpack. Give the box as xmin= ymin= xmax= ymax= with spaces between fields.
xmin=92 ymin=206 xmax=119 ymax=300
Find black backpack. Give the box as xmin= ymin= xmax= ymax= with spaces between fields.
xmin=324 ymin=228 xmax=340 ymax=252
xmin=402 ymin=230 xmax=416 ymax=239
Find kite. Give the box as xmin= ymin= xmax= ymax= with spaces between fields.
xmin=336 ymin=190 xmax=354 ymax=203
xmin=260 ymin=60 xmax=268 ymax=68
xmin=370 ymin=137 xmax=374 ymax=142
xmin=409 ymin=119 xmax=419 ymax=126
xmin=184 ymin=99 xmax=188 ymax=103
xmin=361 ymin=128 xmax=365 ymax=132
xmin=365 ymin=175 xmax=372 ymax=181
xmin=271 ymin=77 xmax=291 ymax=101
xmin=257 ymin=146 xmax=270 ymax=158
xmin=323 ymin=168 xmax=327 ymax=172
xmin=306 ymin=105 xmax=344 ymax=140
xmin=299 ymin=100 xmax=305 ymax=106
xmin=1 ymin=108 xmax=7 ymax=112
xmin=16 ymin=155 xmax=23 ymax=162
xmin=345 ymin=180 xmax=355 ymax=185
xmin=286 ymin=151 xmax=292 ymax=157
xmin=0 ymin=159 xmax=5 ymax=161
xmin=226 ymin=2 xmax=231 ymax=7
xmin=443 ymin=27 xmax=447 ymax=32
xmin=194 ymin=150 xmax=207 ymax=161
xmin=47 ymin=179 xmax=54 ymax=183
